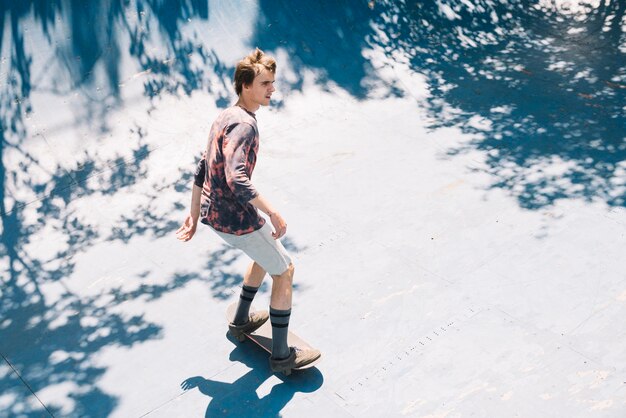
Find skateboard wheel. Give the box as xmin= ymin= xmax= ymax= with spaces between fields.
xmin=236 ymin=334 xmax=246 ymax=342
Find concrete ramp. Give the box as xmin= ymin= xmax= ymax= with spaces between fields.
xmin=1 ymin=1 xmax=625 ymax=417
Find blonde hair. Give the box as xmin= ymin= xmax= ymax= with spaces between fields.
xmin=234 ymin=48 xmax=276 ymax=95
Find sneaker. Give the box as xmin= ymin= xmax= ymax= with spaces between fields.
xmin=229 ymin=310 xmax=269 ymax=339
xmin=269 ymin=347 xmax=321 ymax=373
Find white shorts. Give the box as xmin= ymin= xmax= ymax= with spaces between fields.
xmin=211 ymin=222 xmax=292 ymax=276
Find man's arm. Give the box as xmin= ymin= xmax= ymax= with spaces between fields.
xmin=224 ymin=124 xmax=288 ymax=239
xmin=190 ymin=154 xmax=205 ymax=220
xmin=176 ymin=183 xmax=202 ymax=242
xmin=224 ymin=124 xmax=259 ymax=203
xmin=177 ymin=154 xmax=205 ymax=242
xmin=249 ymin=194 xmax=287 ymax=239
xmin=189 ymin=183 xmax=202 ymax=220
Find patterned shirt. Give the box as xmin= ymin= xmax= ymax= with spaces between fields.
xmin=194 ymin=106 xmax=265 ymax=235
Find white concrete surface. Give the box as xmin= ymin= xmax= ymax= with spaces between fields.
xmin=1 ymin=1 xmax=625 ymax=417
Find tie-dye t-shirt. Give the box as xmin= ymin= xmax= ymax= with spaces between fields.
xmin=194 ymin=106 xmax=265 ymax=235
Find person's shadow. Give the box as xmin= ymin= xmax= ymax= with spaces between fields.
xmin=181 ymin=333 xmax=324 ymax=417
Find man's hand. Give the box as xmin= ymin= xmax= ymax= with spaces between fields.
xmin=176 ymin=214 xmax=198 ymax=242
xmin=249 ymin=194 xmax=287 ymax=240
xmin=269 ymin=212 xmax=287 ymax=239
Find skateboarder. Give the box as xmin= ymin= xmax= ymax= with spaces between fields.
xmin=176 ymin=48 xmax=320 ymax=373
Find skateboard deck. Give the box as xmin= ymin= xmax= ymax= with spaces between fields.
xmin=226 ymin=302 xmax=321 ymax=375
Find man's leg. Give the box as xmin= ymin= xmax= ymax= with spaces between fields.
xmin=269 ymin=263 xmax=294 ymax=360
xmin=268 ymin=263 xmax=321 ymax=371
xmin=270 ymin=263 xmax=293 ymax=310
xmin=232 ymin=261 xmax=266 ymax=325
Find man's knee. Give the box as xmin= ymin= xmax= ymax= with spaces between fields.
xmin=272 ymin=263 xmax=294 ymax=282
xmin=284 ymin=263 xmax=295 ymax=279
xmin=251 ymin=261 xmax=266 ymax=274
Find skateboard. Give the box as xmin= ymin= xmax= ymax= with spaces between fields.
xmin=226 ymin=302 xmax=321 ymax=375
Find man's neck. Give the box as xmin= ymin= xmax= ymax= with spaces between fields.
xmin=236 ymin=97 xmax=259 ymax=113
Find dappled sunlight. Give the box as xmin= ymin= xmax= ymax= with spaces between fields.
xmin=369 ymin=0 xmax=625 ymax=208
xmin=1 ymin=0 xmax=624 ymax=415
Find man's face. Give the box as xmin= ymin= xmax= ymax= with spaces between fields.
xmin=245 ymin=67 xmax=275 ymax=107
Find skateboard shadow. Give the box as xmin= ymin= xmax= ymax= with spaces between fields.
xmin=181 ymin=335 xmax=324 ymax=417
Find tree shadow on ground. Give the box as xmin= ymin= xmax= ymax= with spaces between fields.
xmin=181 ymin=334 xmax=324 ymax=418
xmin=253 ymin=0 xmax=387 ymax=100
xmin=1 ymin=1 xmax=311 ymax=416
xmin=370 ymin=0 xmax=625 ymax=209
xmin=0 ymin=142 xmax=306 ymax=415
xmin=0 ymin=135 xmax=162 ymax=415
xmin=1 ymin=281 xmax=160 ymax=417
xmin=3 ymin=0 xmax=624 ymax=415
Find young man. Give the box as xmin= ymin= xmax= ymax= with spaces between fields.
xmin=176 ymin=48 xmax=320 ymax=373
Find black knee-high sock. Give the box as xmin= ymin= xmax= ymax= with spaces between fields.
xmin=270 ymin=307 xmax=291 ymax=359
xmin=233 ymin=285 xmax=259 ymax=325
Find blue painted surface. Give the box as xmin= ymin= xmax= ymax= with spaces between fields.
xmin=1 ymin=1 xmax=625 ymax=417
